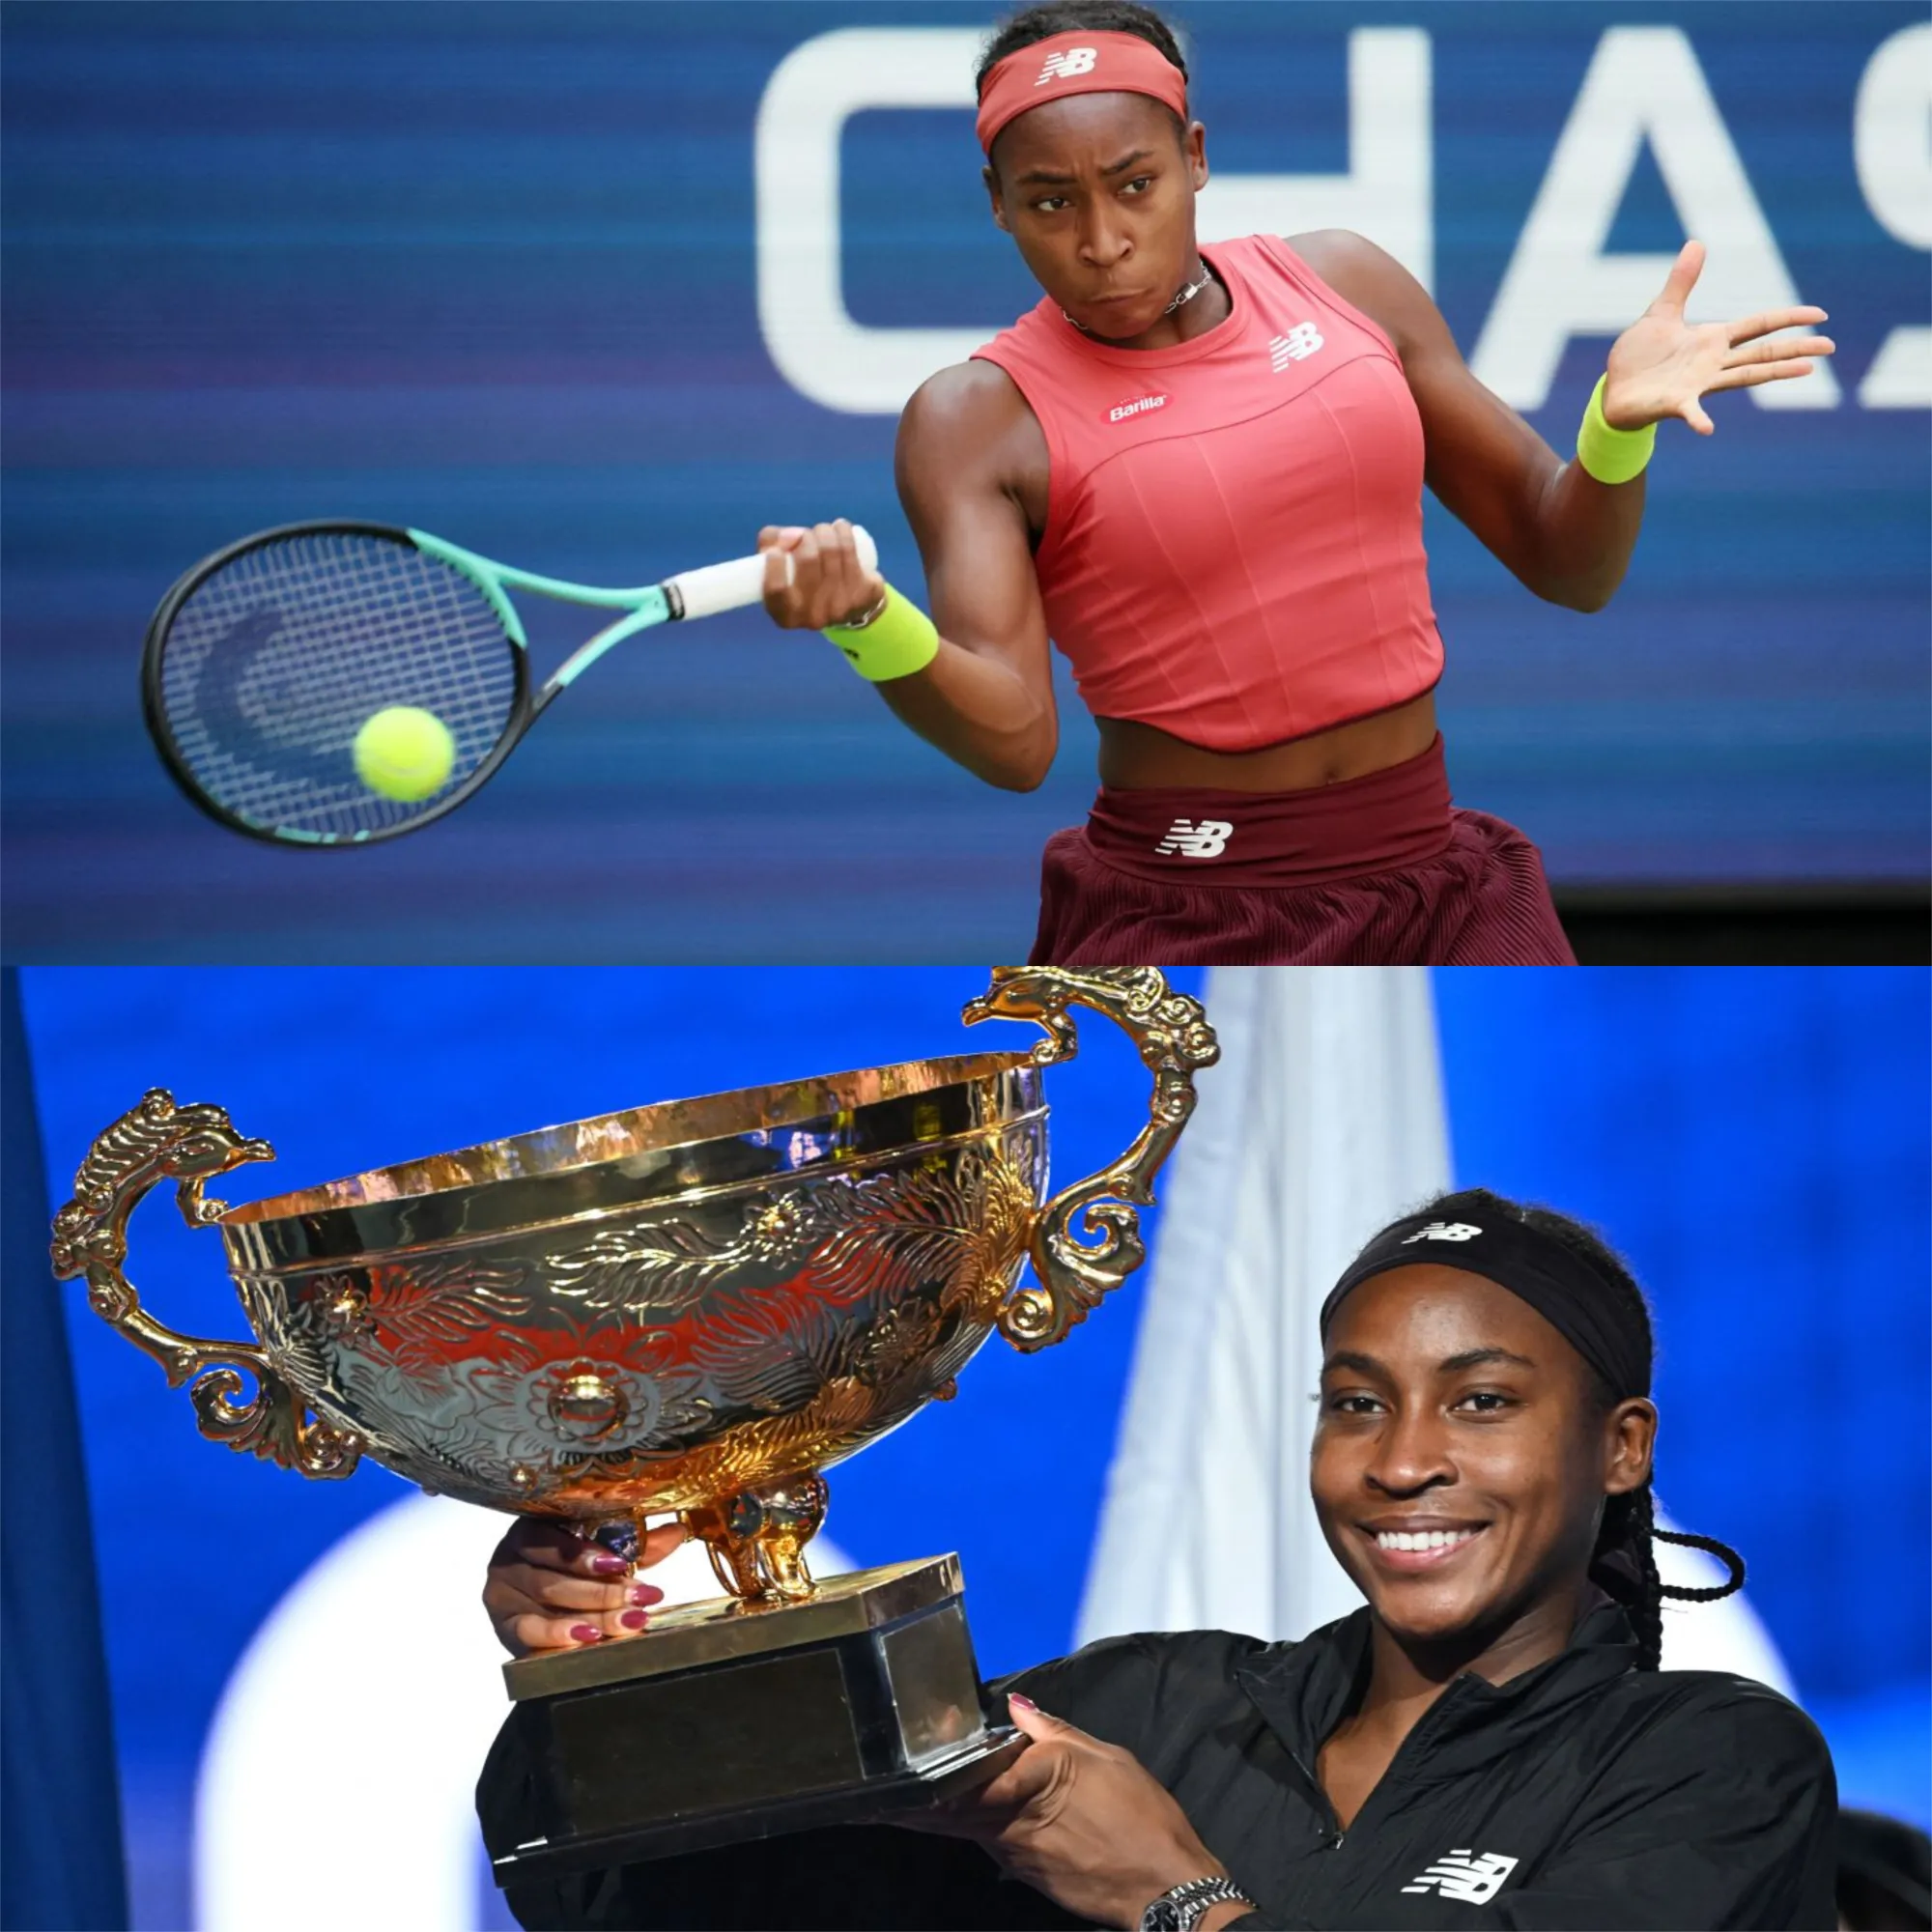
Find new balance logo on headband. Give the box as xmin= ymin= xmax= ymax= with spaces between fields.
xmin=1155 ymin=818 xmax=1233 ymax=858
xmin=1269 ymin=323 xmax=1325 ymax=370
xmin=1403 ymin=1221 xmax=1483 ymax=1243
xmin=1037 ymin=44 xmax=1098 ymax=83
xmin=1401 ymin=1852 xmax=1519 ymax=1904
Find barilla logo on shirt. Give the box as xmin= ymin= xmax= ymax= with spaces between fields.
xmin=1401 ymin=1851 xmax=1519 ymax=1904
xmin=1037 ymin=44 xmax=1099 ymax=83
xmin=1106 ymin=392 xmax=1168 ymax=424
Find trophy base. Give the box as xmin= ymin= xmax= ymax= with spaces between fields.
xmin=490 ymin=1553 xmax=1022 ymax=1885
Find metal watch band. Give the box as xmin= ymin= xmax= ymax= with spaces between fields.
xmin=1138 ymin=1875 xmax=1257 ymax=1932
xmin=836 ymin=585 xmax=891 ymax=629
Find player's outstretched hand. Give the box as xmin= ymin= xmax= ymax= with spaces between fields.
xmin=484 ymin=1516 xmax=687 ymax=1659
xmin=759 ymin=520 xmax=887 ymax=630
xmin=1602 ymin=239 xmax=1835 ymax=436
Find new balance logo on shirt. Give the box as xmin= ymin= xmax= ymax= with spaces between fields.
xmin=1037 ymin=44 xmax=1098 ymax=83
xmin=1401 ymin=1851 xmax=1520 ymax=1904
xmin=1155 ymin=818 xmax=1234 ymax=858
xmin=1403 ymin=1221 xmax=1483 ymax=1243
xmin=1269 ymin=323 xmax=1325 ymax=370
xmin=1106 ymin=392 xmax=1168 ymax=423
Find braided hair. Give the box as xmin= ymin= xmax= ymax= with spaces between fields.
xmin=977 ymin=1 xmax=1189 ymax=101
xmin=1402 ymin=1187 xmax=1747 ymax=1671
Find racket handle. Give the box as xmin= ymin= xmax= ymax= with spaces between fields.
xmin=665 ymin=526 xmax=879 ymax=622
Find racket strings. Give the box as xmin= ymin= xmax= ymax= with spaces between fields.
xmin=156 ymin=531 xmax=519 ymax=840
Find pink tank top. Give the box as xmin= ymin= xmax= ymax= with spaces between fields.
xmin=972 ymin=236 xmax=1442 ymax=753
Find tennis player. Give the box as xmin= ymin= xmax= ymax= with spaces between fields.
xmin=755 ymin=1 xmax=1835 ymax=966
xmin=477 ymin=1190 xmax=1837 ymax=1930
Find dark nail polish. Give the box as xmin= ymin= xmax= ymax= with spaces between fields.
xmin=627 ymin=1582 xmax=664 ymax=1606
xmin=619 ymin=1608 xmax=649 ymax=1631
xmin=569 ymin=1624 xmax=604 ymax=1643
xmin=1009 ymin=1692 xmax=1037 ymax=1713
xmin=590 ymin=1552 xmax=628 ymax=1576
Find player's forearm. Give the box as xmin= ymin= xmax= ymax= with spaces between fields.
xmin=873 ymin=638 xmax=1057 ymax=791
xmin=1515 ymin=447 xmax=1647 ymax=613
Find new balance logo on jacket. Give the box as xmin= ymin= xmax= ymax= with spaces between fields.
xmin=1269 ymin=323 xmax=1325 ymax=370
xmin=1037 ymin=44 xmax=1098 ymax=83
xmin=1155 ymin=818 xmax=1234 ymax=858
xmin=1401 ymin=1851 xmax=1520 ymax=1904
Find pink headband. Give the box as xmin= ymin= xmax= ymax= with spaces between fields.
xmin=976 ymin=29 xmax=1189 ymax=156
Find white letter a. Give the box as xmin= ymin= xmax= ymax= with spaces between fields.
xmin=1471 ymin=28 xmax=1839 ymax=413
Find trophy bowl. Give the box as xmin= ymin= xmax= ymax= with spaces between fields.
xmin=51 ymin=966 xmax=1218 ymax=1605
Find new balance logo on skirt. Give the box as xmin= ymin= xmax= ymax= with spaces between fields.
xmin=1155 ymin=819 xmax=1234 ymax=858
xmin=1107 ymin=392 xmax=1167 ymax=423
xmin=1037 ymin=45 xmax=1098 ymax=82
xmin=1401 ymin=1852 xmax=1519 ymax=1905
xmin=1270 ymin=323 xmax=1325 ymax=369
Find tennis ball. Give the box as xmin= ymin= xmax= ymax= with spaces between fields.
xmin=353 ymin=705 xmax=455 ymax=802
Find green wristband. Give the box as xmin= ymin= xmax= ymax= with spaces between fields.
xmin=1576 ymin=374 xmax=1657 ymax=485
xmin=823 ymin=583 xmax=940 ymax=683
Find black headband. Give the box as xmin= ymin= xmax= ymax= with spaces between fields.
xmin=1320 ymin=1208 xmax=1651 ymax=1400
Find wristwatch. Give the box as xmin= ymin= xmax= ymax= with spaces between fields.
xmin=1138 ymin=1876 xmax=1257 ymax=1932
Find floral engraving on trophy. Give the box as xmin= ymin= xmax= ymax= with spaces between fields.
xmin=799 ymin=1144 xmax=1042 ymax=1321
xmin=361 ymin=1256 xmax=536 ymax=1369
xmin=532 ymin=1142 xmax=1041 ymax=1327
xmin=315 ymin=1274 xmax=375 ymax=1343
xmin=853 ymin=1298 xmax=949 ymax=1389
xmin=542 ymin=1197 xmax=817 ymax=1317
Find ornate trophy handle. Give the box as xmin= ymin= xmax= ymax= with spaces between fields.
xmin=961 ymin=968 xmax=1219 ymax=1352
xmin=47 ymin=1089 xmax=362 ymax=1478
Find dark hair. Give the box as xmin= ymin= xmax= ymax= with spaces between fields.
xmin=976 ymin=0 xmax=1188 ymax=92
xmin=1391 ymin=1187 xmax=1747 ymax=1671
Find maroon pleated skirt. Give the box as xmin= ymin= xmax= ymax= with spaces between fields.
xmin=1029 ymin=736 xmax=1576 ymax=966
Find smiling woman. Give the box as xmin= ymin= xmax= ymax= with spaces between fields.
xmin=1312 ymin=1189 xmax=1747 ymax=1682
xmin=477 ymin=1187 xmax=1839 ymax=1932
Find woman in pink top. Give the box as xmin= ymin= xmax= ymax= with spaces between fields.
xmin=757 ymin=0 xmax=1833 ymax=967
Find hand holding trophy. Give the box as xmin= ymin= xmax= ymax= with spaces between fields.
xmin=484 ymin=1515 xmax=688 ymax=1657
xmin=50 ymin=966 xmax=1217 ymax=1884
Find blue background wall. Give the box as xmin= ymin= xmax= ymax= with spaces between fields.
xmin=4 ymin=2 xmax=1926 ymax=960
xmin=17 ymin=965 xmax=1929 ymax=1926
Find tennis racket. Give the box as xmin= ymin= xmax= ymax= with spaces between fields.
xmin=140 ymin=519 xmax=876 ymax=846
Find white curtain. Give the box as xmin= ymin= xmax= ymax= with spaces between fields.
xmin=1078 ymin=967 xmax=1451 ymax=1647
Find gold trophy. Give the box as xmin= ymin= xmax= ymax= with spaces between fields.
xmin=49 ymin=966 xmax=1217 ymax=1882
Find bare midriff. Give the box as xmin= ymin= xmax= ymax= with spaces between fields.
xmin=1096 ymin=689 xmax=1438 ymax=792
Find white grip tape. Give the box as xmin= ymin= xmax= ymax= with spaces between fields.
xmin=667 ymin=526 xmax=878 ymax=621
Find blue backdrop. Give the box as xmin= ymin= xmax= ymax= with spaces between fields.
xmin=4 ymin=3 xmax=1926 ymax=960
xmin=17 ymin=964 xmax=1930 ymax=1927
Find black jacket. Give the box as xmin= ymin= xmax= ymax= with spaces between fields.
xmin=479 ymin=1598 xmax=1837 ymax=1931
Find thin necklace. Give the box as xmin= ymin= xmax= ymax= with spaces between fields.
xmin=1063 ymin=257 xmax=1216 ymax=337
